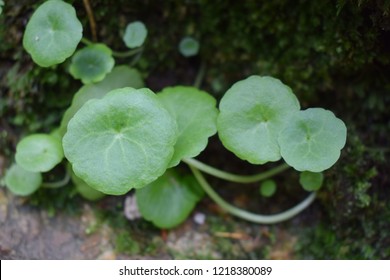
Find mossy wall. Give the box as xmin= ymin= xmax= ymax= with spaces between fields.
xmin=0 ymin=0 xmax=389 ymax=259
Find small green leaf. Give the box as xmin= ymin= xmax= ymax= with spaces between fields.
xmin=218 ymin=76 xmax=300 ymax=164
xmin=299 ymin=171 xmax=324 ymax=191
xmin=59 ymin=65 xmax=144 ymax=136
xmin=63 ymin=87 xmax=178 ymax=195
xmin=15 ymin=134 xmax=64 ymax=172
xmin=259 ymin=179 xmax=277 ymax=197
xmin=69 ymin=44 xmax=115 ymax=84
xmin=123 ymin=21 xmax=147 ymax=48
xmin=5 ymin=164 xmax=42 ymax=196
xmin=23 ymin=0 xmax=83 ymax=67
xmin=278 ymin=108 xmax=347 ymax=172
xmin=157 ymin=86 xmax=218 ymax=167
xmin=179 ymin=36 xmax=200 ymax=57
xmin=136 ymin=170 xmax=204 ymax=229
xmin=70 ymin=169 xmax=105 ymax=201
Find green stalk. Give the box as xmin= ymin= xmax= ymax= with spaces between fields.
xmin=80 ymin=37 xmax=93 ymax=46
xmin=41 ymin=171 xmax=70 ymax=189
xmin=80 ymin=37 xmax=143 ymax=59
xmin=189 ymin=165 xmax=316 ymax=224
xmin=112 ymin=47 xmax=143 ymax=58
xmin=193 ymin=62 xmax=206 ymax=88
xmin=183 ymin=158 xmax=290 ymax=183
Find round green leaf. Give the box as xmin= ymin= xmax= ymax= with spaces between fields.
xmin=217 ymin=76 xmax=300 ymax=164
xmin=69 ymin=44 xmax=115 ymax=84
xmin=123 ymin=21 xmax=147 ymax=48
xmin=70 ymin=169 xmax=105 ymax=201
xmin=0 ymin=1 xmax=4 ymax=15
xmin=278 ymin=108 xmax=347 ymax=172
xmin=157 ymin=86 xmax=218 ymax=167
xmin=259 ymin=179 xmax=277 ymax=197
xmin=22 ymin=0 xmax=83 ymax=67
xmin=5 ymin=164 xmax=42 ymax=196
xmin=299 ymin=171 xmax=324 ymax=191
xmin=63 ymin=87 xmax=178 ymax=195
xmin=15 ymin=134 xmax=64 ymax=172
xmin=59 ymin=65 xmax=144 ymax=136
xmin=179 ymin=36 xmax=200 ymax=57
xmin=136 ymin=170 xmax=204 ymax=229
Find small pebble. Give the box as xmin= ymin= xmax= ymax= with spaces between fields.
xmin=193 ymin=212 xmax=206 ymax=225
xmin=124 ymin=195 xmax=141 ymax=221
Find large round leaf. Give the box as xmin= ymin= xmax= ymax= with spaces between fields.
xmin=5 ymin=164 xmax=42 ymax=196
xmin=157 ymin=86 xmax=218 ymax=167
xmin=217 ymin=76 xmax=300 ymax=164
xmin=136 ymin=170 xmax=204 ymax=229
xmin=69 ymin=44 xmax=115 ymax=84
xmin=278 ymin=108 xmax=347 ymax=172
xmin=63 ymin=87 xmax=178 ymax=195
xmin=59 ymin=66 xmax=144 ymax=136
xmin=15 ymin=134 xmax=64 ymax=172
xmin=123 ymin=21 xmax=147 ymax=48
xmin=23 ymin=0 xmax=83 ymax=67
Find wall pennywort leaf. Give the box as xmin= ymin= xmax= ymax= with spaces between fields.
xmin=69 ymin=44 xmax=115 ymax=84
xmin=157 ymin=86 xmax=218 ymax=167
xmin=136 ymin=170 xmax=204 ymax=229
xmin=23 ymin=0 xmax=83 ymax=67
xmin=278 ymin=108 xmax=347 ymax=172
xmin=63 ymin=87 xmax=178 ymax=195
xmin=5 ymin=164 xmax=42 ymax=196
xmin=218 ymin=76 xmax=300 ymax=164
xmin=15 ymin=134 xmax=64 ymax=173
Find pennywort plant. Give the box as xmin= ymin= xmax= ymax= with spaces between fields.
xmin=3 ymin=0 xmax=347 ymax=229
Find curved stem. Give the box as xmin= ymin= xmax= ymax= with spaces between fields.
xmin=183 ymin=158 xmax=290 ymax=183
xmin=112 ymin=47 xmax=143 ymax=58
xmin=41 ymin=171 xmax=70 ymax=189
xmin=189 ymin=165 xmax=316 ymax=224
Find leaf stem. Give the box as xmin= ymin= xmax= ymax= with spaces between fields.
xmin=41 ymin=171 xmax=70 ymax=189
xmin=82 ymin=0 xmax=98 ymax=42
xmin=183 ymin=158 xmax=290 ymax=183
xmin=80 ymin=37 xmax=93 ymax=46
xmin=189 ymin=165 xmax=316 ymax=224
xmin=193 ymin=61 xmax=206 ymax=88
xmin=112 ymin=47 xmax=143 ymax=58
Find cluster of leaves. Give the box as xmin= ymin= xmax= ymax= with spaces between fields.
xmin=2 ymin=0 xmax=348 ymax=230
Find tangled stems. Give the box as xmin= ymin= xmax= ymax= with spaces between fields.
xmin=183 ymin=158 xmax=290 ymax=183
xmin=188 ymin=165 xmax=317 ymax=224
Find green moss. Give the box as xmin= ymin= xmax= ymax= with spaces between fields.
xmin=29 ymin=185 xmax=80 ymax=217
xmin=115 ymin=232 xmax=141 ymax=255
